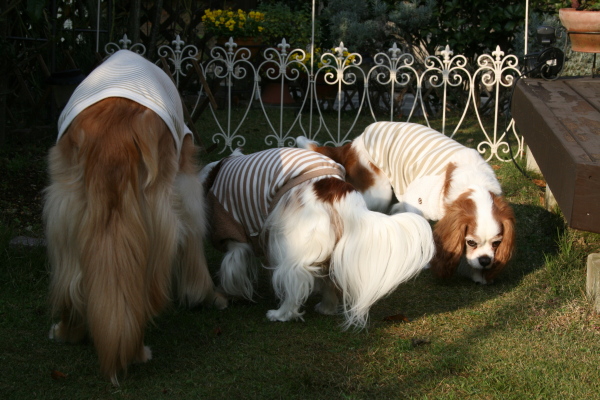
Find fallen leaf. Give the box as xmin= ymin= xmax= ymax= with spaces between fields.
xmin=383 ymin=313 xmax=411 ymax=323
xmin=491 ymin=165 xmax=501 ymax=170
xmin=51 ymin=370 xmax=67 ymax=380
xmin=411 ymin=338 xmax=431 ymax=347
xmin=532 ymin=179 xmax=546 ymax=188
xmin=214 ymin=327 xmax=222 ymax=336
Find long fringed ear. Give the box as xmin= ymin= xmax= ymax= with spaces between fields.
xmin=430 ymin=214 xmax=465 ymax=278
xmin=484 ymin=196 xmax=516 ymax=281
xmin=431 ymin=212 xmax=467 ymax=278
xmin=430 ymin=193 xmax=475 ymax=279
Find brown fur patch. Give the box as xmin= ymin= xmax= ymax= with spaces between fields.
xmin=485 ymin=193 xmax=516 ymax=281
xmin=45 ymin=97 xmax=218 ymax=384
xmin=430 ymin=191 xmax=476 ymax=278
xmin=313 ymin=178 xmax=354 ymax=204
xmin=308 ymin=143 xmax=377 ymax=192
xmin=442 ymin=163 xmax=457 ymax=199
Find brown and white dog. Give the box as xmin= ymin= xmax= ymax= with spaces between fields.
xmin=199 ymin=147 xmax=435 ymax=329
xmin=43 ymin=50 xmax=226 ymax=385
xmin=297 ymin=121 xmax=515 ymax=284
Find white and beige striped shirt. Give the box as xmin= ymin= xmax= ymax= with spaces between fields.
xmin=57 ymin=49 xmax=191 ymax=156
xmin=361 ymin=122 xmax=465 ymax=196
xmin=207 ymin=148 xmax=345 ymax=251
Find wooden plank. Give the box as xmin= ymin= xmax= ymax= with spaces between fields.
xmin=512 ymin=77 xmax=600 ymax=233
xmin=587 ymin=253 xmax=600 ymax=312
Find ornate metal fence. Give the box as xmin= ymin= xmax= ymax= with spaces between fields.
xmin=104 ymin=35 xmax=524 ymax=162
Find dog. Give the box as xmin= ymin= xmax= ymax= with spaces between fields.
xmin=43 ymin=50 xmax=226 ymax=385
xmin=199 ymin=147 xmax=435 ymax=329
xmin=297 ymin=121 xmax=515 ymax=284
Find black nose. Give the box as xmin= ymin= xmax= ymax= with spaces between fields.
xmin=479 ymin=256 xmax=491 ymax=267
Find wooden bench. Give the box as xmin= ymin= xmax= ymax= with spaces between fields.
xmin=511 ymin=77 xmax=600 ymax=234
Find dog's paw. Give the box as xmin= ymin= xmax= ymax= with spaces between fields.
xmin=48 ymin=323 xmax=62 ymax=341
xmin=470 ymin=270 xmax=488 ymax=285
xmin=315 ymin=302 xmax=339 ymax=315
xmin=266 ymin=308 xmax=305 ymax=322
xmin=136 ymin=346 xmax=152 ymax=363
xmin=212 ymin=292 xmax=229 ymax=310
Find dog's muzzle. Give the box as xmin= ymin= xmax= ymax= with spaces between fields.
xmin=478 ymin=256 xmax=492 ymax=268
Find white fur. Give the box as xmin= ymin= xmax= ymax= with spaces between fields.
xmin=297 ymin=125 xmax=514 ymax=285
xmin=200 ymin=166 xmax=435 ymax=329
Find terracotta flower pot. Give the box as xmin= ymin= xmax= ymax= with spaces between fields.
xmin=261 ymin=81 xmax=295 ymax=105
xmin=559 ymin=8 xmax=600 ymax=53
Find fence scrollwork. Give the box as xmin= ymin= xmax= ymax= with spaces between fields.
xmin=102 ymin=35 xmax=525 ymax=161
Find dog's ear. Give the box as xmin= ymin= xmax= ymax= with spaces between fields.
xmin=484 ymin=196 xmax=516 ymax=281
xmin=430 ymin=212 xmax=466 ymax=278
xmin=430 ymin=193 xmax=475 ymax=279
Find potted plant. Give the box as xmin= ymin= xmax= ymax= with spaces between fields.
xmin=201 ymin=8 xmax=266 ymax=57
xmin=559 ymin=0 xmax=600 ymax=52
xmin=258 ymin=3 xmax=314 ymax=48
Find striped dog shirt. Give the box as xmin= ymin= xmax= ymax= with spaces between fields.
xmin=206 ymin=148 xmax=345 ymax=255
xmin=57 ymin=49 xmax=191 ymax=156
xmin=360 ymin=121 xmax=465 ymax=197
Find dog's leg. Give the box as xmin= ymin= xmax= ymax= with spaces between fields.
xmin=314 ymin=277 xmax=340 ymax=315
xmin=172 ymin=137 xmax=227 ymax=309
xmin=456 ymin=260 xmax=488 ymax=284
xmin=267 ymin=256 xmax=313 ymax=322
xmin=49 ymin=310 xmax=87 ymax=344
xmin=264 ymin=184 xmax=336 ymax=322
xmin=219 ymin=241 xmax=257 ymax=301
xmin=45 ymin=144 xmax=88 ymax=344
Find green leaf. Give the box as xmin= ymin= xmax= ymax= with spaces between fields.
xmin=26 ymin=0 xmax=46 ymax=23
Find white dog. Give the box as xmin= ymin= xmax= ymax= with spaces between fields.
xmin=297 ymin=121 xmax=515 ymax=284
xmin=199 ymin=147 xmax=435 ymax=329
xmin=44 ymin=50 xmax=226 ymax=385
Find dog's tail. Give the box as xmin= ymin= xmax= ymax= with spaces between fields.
xmin=46 ymin=98 xmax=179 ymax=384
xmin=323 ymin=179 xmax=435 ymax=329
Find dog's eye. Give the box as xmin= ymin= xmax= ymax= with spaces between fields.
xmin=466 ymin=240 xmax=477 ymax=248
xmin=492 ymin=240 xmax=502 ymax=249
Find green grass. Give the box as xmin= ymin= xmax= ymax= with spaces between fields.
xmin=1 ymin=116 xmax=600 ymax=399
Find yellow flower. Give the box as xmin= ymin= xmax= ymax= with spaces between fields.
xmin=202 ymin=8 xmax=265 ymax=39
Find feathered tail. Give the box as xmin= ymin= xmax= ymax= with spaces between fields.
xmin=45 ymin=98 xmax=179 ymax=384
xmin=326 ymin=180 xmax=435 ymax=329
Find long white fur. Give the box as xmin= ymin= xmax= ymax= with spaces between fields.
xmin=296 ymin=132 xmax=513 ymax=285
xmin=201 ymin=164 xmax=435 ymax=329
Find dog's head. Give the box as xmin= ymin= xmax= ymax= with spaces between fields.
xmin=430 ymin=187 xmax=515 ymax=283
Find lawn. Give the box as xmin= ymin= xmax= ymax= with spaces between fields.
xmin=1 ymin=114 xmax=599 ymax=399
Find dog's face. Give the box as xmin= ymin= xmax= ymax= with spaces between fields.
xmin=464 ymin=224 xmax=504 ymax=271
xmin=463 ymin=187 xmax=506 ymax=271
xmin=431 ymin=188 xmax=515 ymax=282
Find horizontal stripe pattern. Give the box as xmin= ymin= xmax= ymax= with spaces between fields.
xmin=57 ymin=49 xmax=190 ymax=155
xmin=362 ymin=122 xmax=464 ymax=195
xmin=210 ymin=148 xmax=345 ymax=236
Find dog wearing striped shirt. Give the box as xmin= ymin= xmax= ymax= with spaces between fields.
xmin=297 ymin=121 xmax=515 ymax=284
xmin=199 ymin=148 xmax=435 ymax=329
xmin=43 ymin=50 xmax=226 ymax=385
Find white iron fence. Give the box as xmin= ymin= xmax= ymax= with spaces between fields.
xmin=105 ymin=35 xmax=525 ymax=162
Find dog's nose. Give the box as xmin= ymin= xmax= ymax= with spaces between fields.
xmin=478 ymin=256 xmax=491 ymax=267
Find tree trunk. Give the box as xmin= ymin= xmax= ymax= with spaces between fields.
xmin=128 ymin=0 xmax=141 ymax=45
xmin=147 ymin=0 xmax=164 ymax=60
